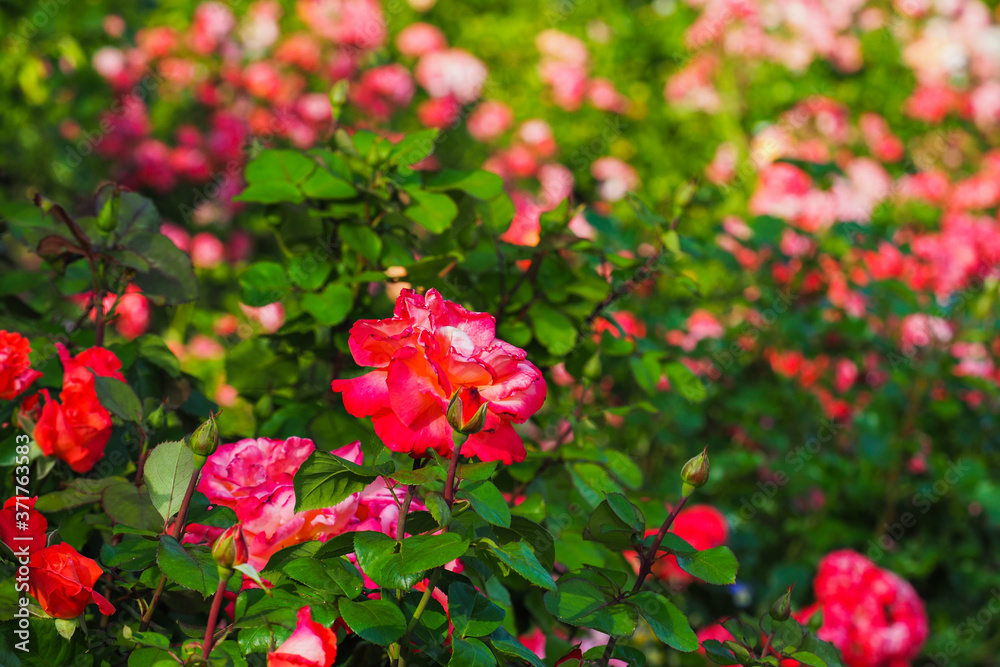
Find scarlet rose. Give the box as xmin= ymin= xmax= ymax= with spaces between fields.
xmin=0 ymin=496 xmax=48 ymax=557
xmin=268 ymin=606 xmax=337 ymax=667
xmin=0 ymin=330 xmax=42 ymax=401
xmin=33 ymin=345 xmax=124 ymax=473
xmin=34 ymin=387 xmax=113 ymax=474
xmin=28 ymin=542 xmax=115 ymax=619
xmin=331 ymin=289 xmax=547 ymax=464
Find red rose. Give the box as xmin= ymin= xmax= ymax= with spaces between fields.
xmin=268 ymin=606 xmax=337 ymax=667
xmin=332 ymin=289 xmax=547 ymax=464
xmin=33 ymin=344 xmax=124 ymax=473
xmin=0 ymin=496 xmax=48 ymax=557
xmin=28 ymin=543 xmax=115 ymax=619
xmin=0 ymin=330 xmax=43 ymax=401
xmin=34 ymin=388 xmax=113 ymax=473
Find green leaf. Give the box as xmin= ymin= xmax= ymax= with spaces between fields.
xmin=449 ymin=582 xmax=505 ymax=638
xmin=338 ymin=598 xmax=406 ymax=646
xmin=630 ymin=591 xmax=698 ymax=652
xmin=424 ymin=492 xmax=451 ymax=528
xmin=400 ymin=533 xmax=469 ymax=574
xmin=293 ymin=451 xmax=375 ymax=513
xmin=352 ymin=531 xmax=424 ymax=589
xmin=676 ymin=546 xmax=739 ymax=585
xmin=664 ymin=362 xmax=706 ymax=402
xmin=301 ymin=168 xmax=357 ymax=199
xmin=478 ymin=192 xmax=515 ymax=232
xmin=144 ymin=440 xmax=195 ymax=522
xmin=459 ymin=480 xmax=511 ymax=528
xmin=630 ymin=352 xmax=661 ymax=395
xmin=281 ymin=557 xmax=363 ymax=598
xmin=102 ymin=482 xmax=162 ymax=532
xmin=405 ymin=189 xmax=458 ymax=233
xmin=701 ymin=640 xmax=739 ymax=664
xmin=234 ymin=181 xmax=303 ymax=204
xmin=157 ymin=536 xmax=218 ymax=597
xmin=448 ymin=638 xmax=498 ymax=667
xmin=240 ymin=262 xmax=289 ymax=307
xmin=488 ymin=541 xmax=555 ymax=590
xmin=425 ymin=170 xmax=504 ymax=200
xmin=787 ymin=651 xmax=827 ymax=667
xmin=402 ymin=591 xmax=449 ymax=647
xmin=101 ymin=537 xmax=158 ymax=571
xmin=489 ymin=627 xmax=546 ymax=667
xmin=301 ymin=284 xmax=354 ymax=326
xmin=583 ymin=498 xmax=644 ymax=550
xmin=390 ymin=129 xmax=439 ymax=166
xmin=529 ymin=302 xmax=578 ymax=356
xmin=338 ymin=224 xmax=382 ymax=263
xmin=91 ymin=371 xmax=142 ymax=422
xmin=119 ymin=232 xmax=198 ymax=305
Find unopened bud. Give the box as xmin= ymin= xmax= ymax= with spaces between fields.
xmin=146 ymin=404 xmax=165 ymax=430
xmin=681 ymin=447 xmax=710 ymax=497
xmin=722 ymin=640 xmax=752 ymax=663
xmin=188 ymin=412 xmax=219 ymax=462
xmin=96 ymin=189 xmax=119 ymax=233
xmin=329 ymin=80 xmax=349 ymax=110
xmin=770 ymin=585 xmax=793 ymax=621
xmin=446 ymin=392 xmax=490 ymax=435
xmin=211 ymin=524 xmax=249 ymax=574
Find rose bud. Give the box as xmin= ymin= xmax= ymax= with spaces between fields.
xmin=770 ymin=585 xmax=794 ymax=621
xmin=188 ymin=412 xmax=220 ymax=463
xmin=446 ymin=391 xmax=490 ymax=435
xmin=681 ymin=447 xmax=710 ymax=497
xmin=211 ymin=524 xmax=249 ymax=574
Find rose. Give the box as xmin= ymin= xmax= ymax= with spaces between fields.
xmin=0 ymin=330 xmax=43 ymax=401
xmin=332 ymin=288 xmax=547 ymax=464
xmin=190 ymin=438 xmax=361 ymax=569
xmin=28 ymin=543 xmax=115 ymax=619
xmin=33 ymin=345 xmax=124 ymax=473
xmin=0 ymin=496 xmax=48 ymax=557
xmin=267 ymin=606 xmax=337 ymax=667
xmin=34 ymin=388 xmax=113 ymax=474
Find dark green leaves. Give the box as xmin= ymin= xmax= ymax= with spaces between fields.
xmin=449 ymin=582 xmax=505 ymax=638
xmin=338 ymin=599 xmax=406 ymax=646
xmin=293 ymin=451 xmax=375 ymax=513
xmin=425 ymin=170 xmax=504 ymax=200
xmin=144 ymin=440 xmax=195 ymax=522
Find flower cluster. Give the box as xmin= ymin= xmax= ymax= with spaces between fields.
xmin=332 ymin=288 xmax=547 ymax=464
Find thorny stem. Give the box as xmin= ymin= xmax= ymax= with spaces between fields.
xmin=203 ymin=573 xmax=232 ymax=659
xmin=761 ymin=630 xmax=775 ymax=660
xmin=598 ymin=495 xmax=690 ymax=666
xmin=443 ymin=437 xmax=464 ymax=508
